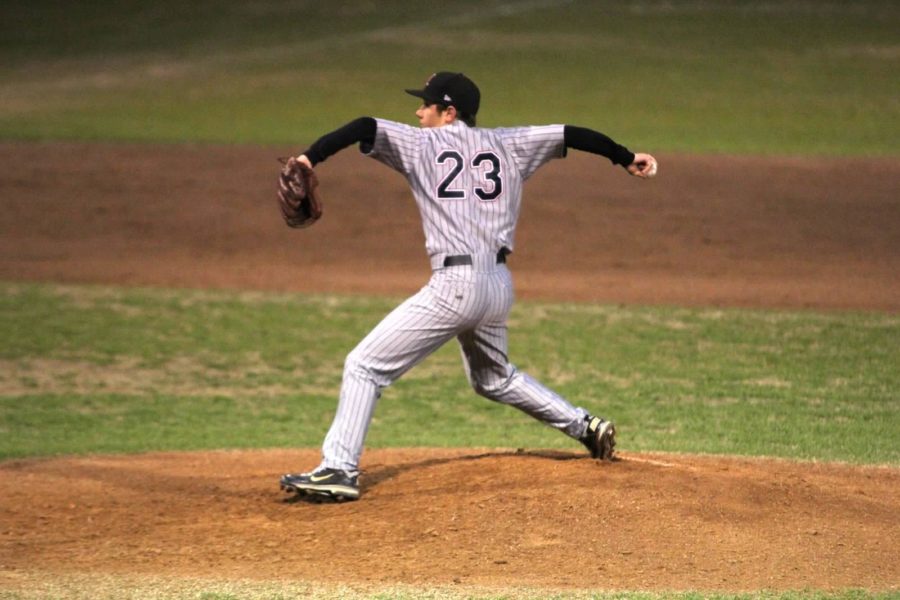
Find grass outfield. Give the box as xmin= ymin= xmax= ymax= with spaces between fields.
xmin=1 ymin=282 xmax=897 ymax=465
xmin=1 ymin=1 xmax=899 ymax=155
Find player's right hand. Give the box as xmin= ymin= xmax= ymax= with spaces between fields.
xmin=627 ymin=153 xmax=657 ymax=178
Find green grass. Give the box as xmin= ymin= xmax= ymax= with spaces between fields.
xmin=1 ymin=282 xmax=897 ymax=464
xmin=1 ymin=1 xmax=899 ymax=155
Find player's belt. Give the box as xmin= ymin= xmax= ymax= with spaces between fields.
xmin=443 ymin=248 xmax=509 ymax=267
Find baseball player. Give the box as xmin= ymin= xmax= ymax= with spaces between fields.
xmin=281 ymin=72 xmax=657 ymax=501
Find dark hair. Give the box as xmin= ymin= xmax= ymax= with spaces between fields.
xmin=431 ymin=102 xmax=477 ymax=127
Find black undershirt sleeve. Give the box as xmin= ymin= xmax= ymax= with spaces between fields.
xmin=564 ymin=125 xmax=635 ymax=167
xmin=303 ymin=117 xmax=377 ymax=166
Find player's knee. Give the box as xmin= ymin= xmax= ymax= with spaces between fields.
xmin=343 ymin=351 xmax=372 ymax=379
xmin=470 ymin=372 xmax=515 ymax=400
xmin=343 ymin=351 xmax=388 ymax=387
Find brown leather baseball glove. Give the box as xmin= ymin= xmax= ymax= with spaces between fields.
xmin=277 ymin=157 xmax=322 ymax=228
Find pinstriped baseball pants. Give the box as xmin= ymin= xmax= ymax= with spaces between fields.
xmin=320 ymin=257 xmax=589 ymax=472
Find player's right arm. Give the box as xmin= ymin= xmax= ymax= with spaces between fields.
xmin=563 ymin=125 xmax=634 ymax=167
xmin=564 ymin=126 xmax=657 ymax=178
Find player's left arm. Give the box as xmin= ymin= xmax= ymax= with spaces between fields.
xmin=295 ymin=117 xmax=378 ymax=169
xmin=564 ymin=125 xmax=657 ymax=178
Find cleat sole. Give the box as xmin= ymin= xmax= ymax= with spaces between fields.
xmin=279 ymin=482 xmax=358 ymax=501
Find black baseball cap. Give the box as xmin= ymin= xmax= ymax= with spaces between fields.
xmin=405 ymin=72 xmax=481 ymax=116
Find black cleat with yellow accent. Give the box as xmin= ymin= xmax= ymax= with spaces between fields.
xmin=280 ymin=467 xmax=360 ymax=501
xmin=580 ymin=415 xmax=616 ymax=460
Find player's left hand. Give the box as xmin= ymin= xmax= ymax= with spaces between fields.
xmin=277 ymin=156 xmax=323 ymax=228
xmin=627 ymin=153 xmax=658 ymax=178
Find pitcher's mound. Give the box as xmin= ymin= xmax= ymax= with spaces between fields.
xmin=1 ymin=448 xmax=897 ymax=591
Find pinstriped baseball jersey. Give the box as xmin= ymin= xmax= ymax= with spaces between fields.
xmin=314 ymin=118 xmax=595 ymax=474
xmin=366 ymin=119 xmax=565 ymax=259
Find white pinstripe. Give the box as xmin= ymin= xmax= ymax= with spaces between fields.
xmin=319 ymin=120 xmax=590 ymax=473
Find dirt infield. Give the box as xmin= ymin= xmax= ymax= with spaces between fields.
xmin=2 ymin=142 xmax=899 ymax=310
xmin=1 ymin=142 xmax=899 ymax=592
xmin=1 ymin=450 xmax=898 ymax=592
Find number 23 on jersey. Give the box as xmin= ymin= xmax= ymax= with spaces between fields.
xmin=435 ymin=150 xmax=502 ymax=201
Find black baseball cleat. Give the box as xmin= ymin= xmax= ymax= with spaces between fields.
xmin=280 ymin=467 xmax=360 ymax=501
xmin=580 ymin=415 xmax=616 ymax=460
